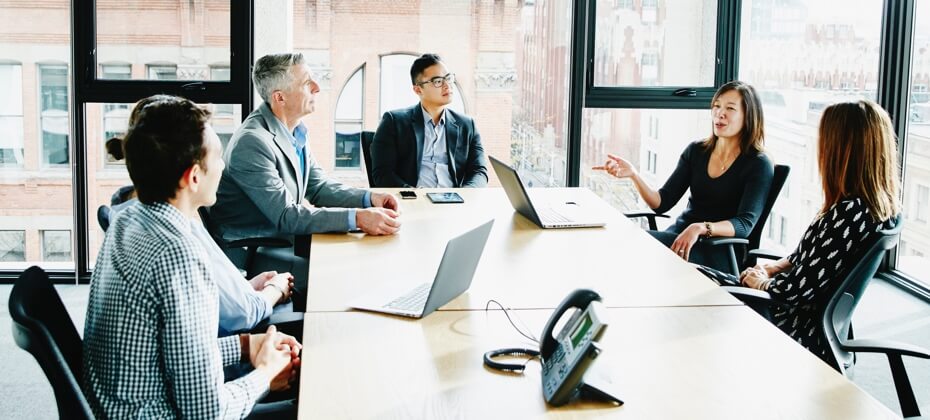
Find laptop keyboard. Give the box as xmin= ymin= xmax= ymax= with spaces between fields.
xmin=385 ymin=283 xmax=431 ymax=312
xmin=537 ymin=207 xmax=572 ymax=224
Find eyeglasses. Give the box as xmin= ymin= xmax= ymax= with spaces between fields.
xmin=417 ymin=73 xmax=455 ymax=88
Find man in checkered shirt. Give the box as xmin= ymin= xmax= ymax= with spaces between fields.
xmin=83 ymin=95 xmax=301 ymax=418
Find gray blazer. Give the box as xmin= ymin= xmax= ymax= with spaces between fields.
xmin=210 ymin=103 xmax=368 ymax=242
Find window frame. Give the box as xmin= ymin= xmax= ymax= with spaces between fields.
xmin=0 ymin=62 xmax=25 ymax=168
xmin=333 ymin=64 xmax=366 ymax=171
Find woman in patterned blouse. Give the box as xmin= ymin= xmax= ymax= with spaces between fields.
xmin=697 ymin=99 xmax=901 ymax=365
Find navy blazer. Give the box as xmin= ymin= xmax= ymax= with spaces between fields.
xmin=370 ymin=104 xmax=488 ymax=188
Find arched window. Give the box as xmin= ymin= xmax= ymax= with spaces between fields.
xmin=333 ymin=65 xmax=364 ymax=169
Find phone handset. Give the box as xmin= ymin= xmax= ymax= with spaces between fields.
xmin=539 ymin=289 xmax=622 ymax=407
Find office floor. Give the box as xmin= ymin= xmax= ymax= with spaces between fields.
xmin=0 ymin=280 xmax=928 ymax=419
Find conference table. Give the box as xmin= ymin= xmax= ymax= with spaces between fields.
xmin=297 ymin=188 xmax=899 ymax=419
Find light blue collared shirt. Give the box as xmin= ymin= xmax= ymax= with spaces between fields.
xmin=190 ymin=220 xmax=273 ymax=335
xmin=418 ymin=107 xmax=454 ymax=188
xmin=269 ymin=112 xmax=369 ymax=231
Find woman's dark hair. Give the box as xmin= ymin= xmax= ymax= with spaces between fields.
xmin=410 ymin=53 xmax=443 ymax=85
xmin=123 ymin=95 xmax=212 ymax=204
xmin=105 ymin=137 xmax=124 ymax=161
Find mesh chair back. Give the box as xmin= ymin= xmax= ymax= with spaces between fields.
xmin=821 ymin=215 xmax=902 ymax=372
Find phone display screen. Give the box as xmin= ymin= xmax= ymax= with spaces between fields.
xmin=426 ymin=192 xmax=464 ymax=203
xmin=570 ymin=313 xmax=593 ymax=349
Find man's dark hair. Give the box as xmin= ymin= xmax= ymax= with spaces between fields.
xmin=410 ymin=53 xmax=443 ymax=85
xmin=123 ymin=95 xmax=212 ymax=204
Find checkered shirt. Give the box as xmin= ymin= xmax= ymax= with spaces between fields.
xmin=82 ymin=202 xmax=268 ymax=418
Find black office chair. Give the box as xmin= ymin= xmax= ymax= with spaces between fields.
xmin=197 ymin=206 xmax=311 ymax=312
xmin=9 ymin=266 xmax=94 ymax=420
xmin=626 ymin=164 xmax=790 ymax=276
xmin=96 ymin=205 xmax=111 ymax=232
xmin=726 ymin=217 xmax=929 ymax=418
xmin=361 ymin=130 xmax=376 ymax=187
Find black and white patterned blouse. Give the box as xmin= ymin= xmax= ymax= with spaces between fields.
xmin=82 ymin=202 xmax=267 ymax=418
xmin=697 ymin=197 xmax=896 ymax=364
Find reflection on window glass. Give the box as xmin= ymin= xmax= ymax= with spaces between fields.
xmin=0 ymin=63 xmax=25 ymax=166
xmin=901 ymin=0 xmax=930 ymax=284
xmin=580 ymin=108 xmax=710 ymax=220
xmin=147 ymin=64 xmax=178 ymax=80
xmin=96 ymin=1 xmax=231 ymax=82
xmin=39 ymin=64 xmax=70 ymax=166
xmin=274 ymin=0 xmax=573 ymax=188
xmin=41 ymin=230 xmax=71 ymax=262
xmin=2 ymin=1 xmax=74 ymax=273
xmin=740 ymin=0 xmax=883 ymax=255
xmin=593 ymin=0 xmax=717 ymax=87
xmin=0 ymin=231 xmax=26 ymax=262
xmin=334 ymin=67 xmax=364 ymax=170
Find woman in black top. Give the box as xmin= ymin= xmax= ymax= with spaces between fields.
xmin=595 ymin=81 xmax=774 ymax=271
xmin=698 ymin=100 xmax=900 ymax=365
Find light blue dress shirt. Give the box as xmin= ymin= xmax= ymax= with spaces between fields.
xmin=417 ymin=107 xmax=454 ymax=188
xmin=270 ymin=116 xmax=371 ymax=231
xmin=190 ymin=220 xmax=273 ymax=335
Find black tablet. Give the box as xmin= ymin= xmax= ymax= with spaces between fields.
xmin=426 ymin=192 xmax=464 ymax=204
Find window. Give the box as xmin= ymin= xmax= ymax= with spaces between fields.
xmin=0 ymin=231 xmax=25 ymax=262
xmin=100 ymin=65 xmax=132 ymax=165
xmin=899 ymin=0 xmax=930 ymax=286
xmin=740 ymin=0 xmax=883 ymax=255
xmin=581 ymin=108 xmax=710 ymax=217
xmin=0 ymin=64 xmax=24 ymax=166
xmin=96 ymin=1 xmax=231 ymax=82
xmin=268 ymin=1 xmax=572 ymax=190
xmin=39 ymin=65 xmax=70 ymax=166
xmin=334 ymin=67 xmax=364 ymax=170
xmin=41 ymin=230 xmax=71 ymax=262
xmin=147 ymin=64 xmax=178 ymax=80
xmin=916 ymin=185 xmax=929 ymax=223
xmin=593 ymin=0 xmax=717 ymax=87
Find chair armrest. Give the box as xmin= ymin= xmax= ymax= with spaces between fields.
xmin=841 ymin=339 xmax=930 ymax=360
xmin=703 ymin=237 xmax=749 ymax=247
xmin=227 ymin=237 xmax=293 ymax=249
xmin=720 ymin=286 xmax=774 ymax=306
xmin=748 ymin=248 xmax=784 ymax=261
xmin=623 ymin=212 xmax=668 ymax=230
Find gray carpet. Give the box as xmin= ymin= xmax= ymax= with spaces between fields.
xmin=0 ymin=280 xmax=928 ymax=418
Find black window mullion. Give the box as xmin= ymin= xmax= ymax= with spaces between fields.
xmin=567 ymin=0 xmax=592 ymax=187
xmin=715 ymin=0 xmax=741 ymax=86
xmin=582 ymin=0 xmax=741 ymax=110
xmin=876 ymin=0 xmax=916 ymax=274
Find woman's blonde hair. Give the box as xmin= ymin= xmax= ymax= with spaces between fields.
xmin=817 ymin=100 xmax=900 ymax=221
xmin=702 ymin=81 xmax=765 ymax=155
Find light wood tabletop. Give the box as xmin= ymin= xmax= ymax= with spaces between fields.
xmin=305 ymin=188 xmax=739 ymax=312
xmin=297 ymin=306 xmax=898 ymax=419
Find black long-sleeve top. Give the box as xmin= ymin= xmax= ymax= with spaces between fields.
xmin=654 ymin=140 xmax=774 ymax=237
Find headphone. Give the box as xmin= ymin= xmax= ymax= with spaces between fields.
xmin=483 ymin=347 xmax=541 ymax=373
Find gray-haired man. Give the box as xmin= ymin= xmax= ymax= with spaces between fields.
xmin=211 ymin=53 xmax=401 ymax=249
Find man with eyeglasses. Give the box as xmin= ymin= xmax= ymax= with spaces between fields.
xmin=371 ymin=53 xmax=488 ymax=188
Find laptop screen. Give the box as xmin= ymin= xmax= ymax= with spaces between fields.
xmin=488 ymin=156 xmax=542 ymax=225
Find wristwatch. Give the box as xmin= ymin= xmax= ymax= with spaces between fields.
xmin=703 ymin=221 xmax=713 ymax=238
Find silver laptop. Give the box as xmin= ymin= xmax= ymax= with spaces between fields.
xmin=350 ymin=219 xmax=494 ymax=318
xmin=489 ymin=156 xmax=606 ymax=229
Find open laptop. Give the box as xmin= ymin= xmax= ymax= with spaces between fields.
xmin=349 ymin=219 xmax=494 ymax=318
xmin=489 ymin=156 xmax=606 ymax=229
